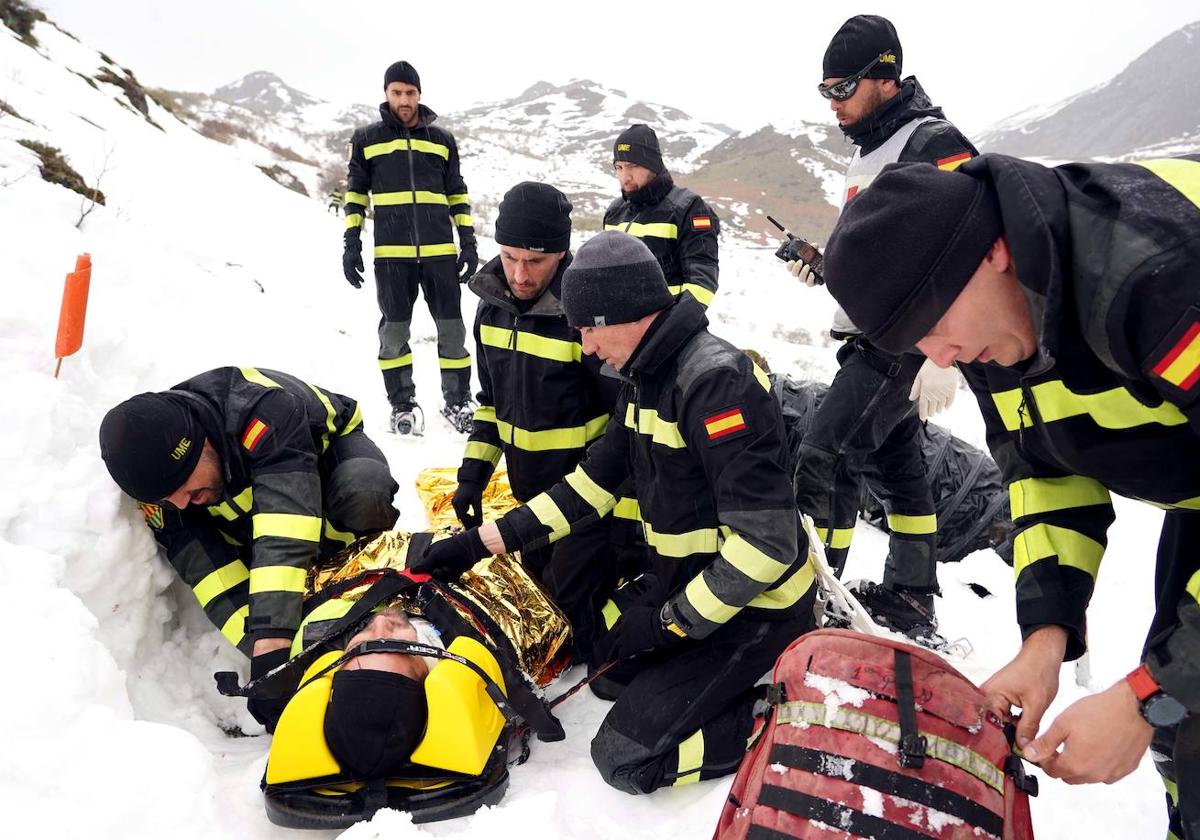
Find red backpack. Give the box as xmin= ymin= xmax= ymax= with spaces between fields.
xmin=714 ymin=629 xmax=1037 ymax=840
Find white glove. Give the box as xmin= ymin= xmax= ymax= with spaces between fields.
xmin=908 ymin=358 xmax=959 ymax=421
xmin=786 ymin=258 xmax=819 ymax=287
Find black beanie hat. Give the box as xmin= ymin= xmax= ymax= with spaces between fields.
xmin=824 ymin=161 xmax=1003 ymax=355
xmin=383 ymin=60 xmax=421 ymax=92
xmin=613 ymin=124 xmax=665 ymax=174
xmin=823 ymin=15 xmax=902 ymax=80
xmin=99 ymin=393 xmax=204 ymax=502
xmin=562 ymin=230 xmax=672 ymax=327
xmin=495 ymin=182 xmax=573 ymax=252
xmin=325 ymin=669 xmax=428 ymax=777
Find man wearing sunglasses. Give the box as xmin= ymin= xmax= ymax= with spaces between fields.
xmin=786 ymin=15 xmax=977 ymax=644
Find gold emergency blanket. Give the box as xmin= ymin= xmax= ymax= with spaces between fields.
xmin=415 ymin=467 xmax=520 ymax=529
xmin=307 ymin=529 xmax=571 ymax=687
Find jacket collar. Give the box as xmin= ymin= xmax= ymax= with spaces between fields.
xmin=623 ymin=170 xmax=675 ymax=206
xmin=624 ymin=295 xmax=708 ymax=380
xmin=841 ymin=77 xmax=945 ymax=154
xmin=468 ymin=253 xmax=573 ymax=318
xmin=378 ymin=102 xmax=438 ymax=132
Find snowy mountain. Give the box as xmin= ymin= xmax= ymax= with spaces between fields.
xmin=0 ymin=5 xmax=1172 ymax=839
xmin=978 ymin=20 xmax=1200 ymax=159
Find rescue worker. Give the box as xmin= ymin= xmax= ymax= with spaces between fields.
xmin=413 ymin=230 xmax=817 ymax=794
xmin=785 ymin=15 xmax=976 ymax=640
xmin=327 ymin=189 xmax=344 ymax=214
xmin=823 ymin=153 xmax=1200 ymax=838
xmin=342 ymin=60 xmax=478 ymax=436
xmin=454 ymin=181 xmax=631 ymax=653
xmin=99 ymin=366 xmax=400 ymax=728
xmin=603 ymin=124 xmax=720 ymax=307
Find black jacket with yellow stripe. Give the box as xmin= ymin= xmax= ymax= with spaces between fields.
xmin=345 ymin=103 xmax=472 ymax=261
xmin=495 ymin=295 xmax=813 ymax=638
xmin=150 ymin=367 xmax=364 ymax=654
xmin=955 ymin=154 xmax=1200 ymax=709
xmin=459 ymin=255 xmax=621 ymax=503
xmin=603 ymin=172 xmax=719 ymax=307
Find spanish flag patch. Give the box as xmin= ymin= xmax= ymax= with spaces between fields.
xmin=704 ymin=408 xmax=747 ymax=441
xmin=241 ymin=418 xmax=270 ymax=452
xmin=936 ymin=152 xmax=972 ymax=171
xmin=691 ymin=216 xmax=712 ymax=230
xmin=1149 ymin=312 xmax=1200 ymax=392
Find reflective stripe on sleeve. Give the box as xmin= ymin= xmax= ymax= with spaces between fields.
xmin=527 ymin=494 xmax=571 ymax=541
xmin=221 ymin=605 xmax=249 ymax=648
xmin=1010 ymin=476 xmax=1111 ymax=521
xmin=252 ymin=513 xmax=323 ymax=542
xmin=464 ymin=440 xmax=502 ymax=465
xmin=249 ymin=565 xmax=309 ymax=594
xmin=564 ymin=466 xmax=616 ymax=516
xmin=1013 ymin=523 xmax=1103 ymax=580
xmin=193 ymin=560 xmax=249 ymax=608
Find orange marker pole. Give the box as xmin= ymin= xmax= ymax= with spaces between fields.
xmin=54 ymin=253 xmax=92 ymax=378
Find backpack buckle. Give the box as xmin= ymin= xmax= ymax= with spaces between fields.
xmin=898 ymin=733 xmax=927 ymax=769
xmin=1005 ymin=754 xmax=1039 ymax=796
xmin=765 ymin=682 xmax=787 ymax=706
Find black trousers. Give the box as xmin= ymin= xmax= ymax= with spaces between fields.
xmin=374 ymin=258 xmax=470 ymax=407
xmin=793 ymin=337 xmax=938 ymax=591
xmin=1148 ymin=511 xmax=1200 ymax=839
xmin=586 ymin=576 xmax=816 ymax=794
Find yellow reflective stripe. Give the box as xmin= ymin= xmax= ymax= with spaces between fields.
xmin=221 ymin=605 xmax=249 ymax=648
xmin=307 ymin=382 xmax=338 ymax=453
xmin=601 ymin=599 xmax=621 ymax=630
xmin=239 ymin=367 xmax=281 ymax=388
xmin=374 ymin=243 xmax=459 ymax=258
xmin=208 ymin=487 xmax=254 ymax=521
xmin=1013 ymin=523 xmax=1104 ymax=580
xmin=614 ymin=497 xmax=641 ymax=521
xmin=887 ymin=513 xmax=938 ymax=535
xmin=1010 ymin=476 xmax=1111 ymax=520
xmin=438 ymin=355 xmax=471 ymax=369
xmin=720 ymin=532 xmax=791 ymax=584
xmin=684 ymin=575 xmax=740 ymax=625
xmin=565 ymin=466 xmax=616 ymax=516
xmin=604 ymin=221 xmax=679 ymax=240
xmin=379 ymin=354 xmax=414 ymax=370
xmin=623 ymin=404 xmax=687 ymax=448
xmin=474 ymin=405 xmax=497 ymax=424
xmin=371 ymin=190 xmax=449 ymax=206
xmin=362 ymin=138 xmax=449 ymax=160
xmin=527 ymin=494 xmax=570 ymax=540
xmin=751 ymin=362 xmax=771 ymax=392
xmin=814 ymin=526 xmax=854 ymax=550
xmin=479 ymin=324 xmax=582 ymax=363
xmin=667 ymin=283 xmax=715 ymax=307
xmin=248 ymin=565 xmax=309 ymax=594
xmin=324 ymin=519 xmax=356 ymax=548
xmin=464 ymin=440 xmax=502 ymax=465
xmin=1136 ymin=159 xmax=1200 ymax=209
xmin=644 ymin=523 xmax=720 ymax=557
xmin=991 ymin=382 xmax=1187 ymax=432
xmin=453 ymin=214 xmax=473 ymax=227
xmin=1186 ymin=569 xmax=1200 ymax=604
xmin=496 ymin=413 xmax=608 ymax=451
xmin=338 ymin=404 xmax=363 ymax=436
xmin=674 ymin=729 xmax=705 ymax=786
xmin=345 ymin=213 xmax=363 ymax=229
xmin=344 ymin=191 xmax=369 ymax=206
xmin=749 ymin=560 xmax=816 ymax=610
xmin=193 ymin=560 xmax=249 ymax=608
xmin=252 ymin=513 xmax=323 ymax=542
xmin=447 ymin=193 xmax=470 ymax=206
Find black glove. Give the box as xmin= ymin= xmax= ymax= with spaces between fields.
xmin=408 ymin=527 xmax=490 ymax=580
xmin=456 ymin=238 xmax=479 ymax=282
xmin=452 ymin=477 xmax=487 ymax=529
xmin=593 ymin=604 xmax=683 ymax=665
xmin=246 ymin=646 xmax=294 ymax=734
xmin=343 ymin=231 xmax=365 ymax=289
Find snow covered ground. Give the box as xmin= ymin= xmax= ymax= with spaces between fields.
xmin=0 ymin=16 xmax=1170 ymax=840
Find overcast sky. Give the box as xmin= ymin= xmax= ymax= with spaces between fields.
xmin=36 ymin=1 xmax=1200 ymax=136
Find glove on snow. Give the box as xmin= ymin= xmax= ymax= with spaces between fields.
xmin=909 ymin=357 xmax=959 ymax=421
xmin=408 ymin=528 xmax=489 ymax=580
xmin=343 ymin=231 xmax=365 ymax=289
xmin=451 ymin=477 xmax=487 ymax=529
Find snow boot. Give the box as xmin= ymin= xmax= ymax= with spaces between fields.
xmin=441 ymin=399 xmax=475 ymax=434
xmin=847 ymin=579 xmax=941 ymax=643
xmin=390 ymin=403 xmax=424 ymax=436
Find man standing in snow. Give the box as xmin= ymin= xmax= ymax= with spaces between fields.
xmin=822 ymin=153 xmax=1200 ymax=837
xmin=785 ymin=15 xmax=976 ymax=643
xmin=603 ymin=124 xmax=721 ymax=308
xmin=412 ymin=231 xmax=816 ymax=794
xmin=342 ymin=60 xmax=478 ymax=436
xmin=99 ymin=366 xmax=399 ymax=729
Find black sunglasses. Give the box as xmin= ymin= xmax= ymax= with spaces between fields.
xmin=818 ymin=53 xmax=892 ymax=101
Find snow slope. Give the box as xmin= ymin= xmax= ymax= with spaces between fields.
xmin=0 ymin=14 xmax=1169 ymax=840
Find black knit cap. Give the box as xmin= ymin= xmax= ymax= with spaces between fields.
xmin=383 ymin=60 xmax=421 ymax=92
xmin=823 ymin=15 xmax=902 ymax=80
xmin=99 ymin=393 xmax=204 ymax=503
xmin=824 ymin=161 xmax=1003 ymax=355
xmin=325 ymin=670 xmax=428 ymax=777
xmin=613 ymin=124 xmax=664 ymax=174
xmin=495 ymin=182 xmax=572 ymax=252
xmin=562 ymin=230 xmax=672 ymax=327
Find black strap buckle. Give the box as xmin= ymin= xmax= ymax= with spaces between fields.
xmin=894 ymin=650 xmax=926 ymax=769
xmin=765 ymin=682 xmax=788 ymax=707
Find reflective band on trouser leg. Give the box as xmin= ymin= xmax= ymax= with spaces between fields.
xmin=439 ymin=355 xmax=471 ymax=369
xmin=673 ymin=729 xmax=704 ymax=786
xmin=378 ymin=354 xmax=413 ymax=370
xmin=814 ymin=525 xmax=854 ymax=549
xmin=886 ymin=513 xmax=937 ymax=535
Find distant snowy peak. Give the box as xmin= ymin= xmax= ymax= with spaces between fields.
xmin=212 ymin=70 xmax=322 ymax=114
xmin=979 ymin=20 xmax=1200 ymax=159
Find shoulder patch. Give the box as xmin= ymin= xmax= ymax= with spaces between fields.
xmin=936 ymin=151 xmax=972 ymax=171
xmin=139 ymin=502 xmax=164 ymax=529
xmin=691 ymin=215 xmax=712 ymax=230
xmin=1146 ymin=308 xmax=1200 ymax=394
xmin=703 ymin=406 xmax=748 ymax=443
xmin=241 ymin=417 xmax=270 ymax=452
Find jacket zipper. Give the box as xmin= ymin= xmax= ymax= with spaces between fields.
xmin=404 ymin=125 xmax=421 ymax=263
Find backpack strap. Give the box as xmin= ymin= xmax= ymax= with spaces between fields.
xmin=894 ymin=650 xmax=928 ymax=769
